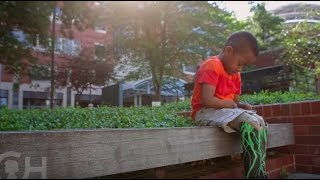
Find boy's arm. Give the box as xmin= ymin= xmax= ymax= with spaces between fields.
xmin=234 ymin=94 xmax=253 ymax=110
xmin=201 ymin=83 xmax=237 ymax=109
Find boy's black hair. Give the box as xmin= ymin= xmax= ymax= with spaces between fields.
xmin=224 ymin=31 xmax=259 ymax=56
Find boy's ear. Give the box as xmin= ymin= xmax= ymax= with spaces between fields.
xmin=225 ymin=46 xmax=234 ymax=56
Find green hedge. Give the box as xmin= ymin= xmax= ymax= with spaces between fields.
xmin=0 ymin=102 xmax=194 ymax=131
xmin=240 ymin=90 xmax=320 ymax=105
xmin=1 ymin=91 xmax=319 ymax=131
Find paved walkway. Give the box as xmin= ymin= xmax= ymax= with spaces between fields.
xmin=287 ymin=173 xmax=320 ymax=179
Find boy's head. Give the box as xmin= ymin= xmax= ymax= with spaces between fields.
xmin=221 ymin=31 xmax=259 ymax=74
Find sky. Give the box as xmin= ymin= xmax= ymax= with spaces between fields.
xmin=212 ymin=1 xmax=320 ymax=20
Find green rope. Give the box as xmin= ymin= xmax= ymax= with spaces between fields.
xmin=240 ymin=122 xmax=267 ymax=179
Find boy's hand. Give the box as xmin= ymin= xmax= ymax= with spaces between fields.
xmin=237 ymin=102 xmax=252 ymax=110
xmin=224 ymin=100 xmax=237 ymax=109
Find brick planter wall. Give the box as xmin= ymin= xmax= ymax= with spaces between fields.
xmin=102 ymin=154 xmax=295 ymax=179
xmin=196 ymin=154 xmax=295 ymax=179
xmin=174 ymin=100 xmax=320 ymax=178
xmin=253 ymin=100 xmax=320 ymax=174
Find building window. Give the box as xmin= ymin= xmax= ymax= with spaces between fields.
xmin=54 ymin=38 xmax=81 ymax=55
xmin=30 ymin=34 xmax=47 ymax=52
xmin=95 ymin=44 xmax=106 ymax=60
xmin=0 ymin=89 xmax=8 ymax=108
xmin=50 ymin=7 xmax=62 ymax=24
xmin=12 ymin=91 xmax=19 ymax=109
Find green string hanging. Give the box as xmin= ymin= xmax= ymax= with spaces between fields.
xmin=240 ymin=122 xmax=267 ymax=179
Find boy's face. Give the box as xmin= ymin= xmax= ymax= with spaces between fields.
xmin=223 ymin=46 xmax=257 ymax=74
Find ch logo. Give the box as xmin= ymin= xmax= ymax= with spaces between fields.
xmin=0 ymin=151 xmax=47 ymax=179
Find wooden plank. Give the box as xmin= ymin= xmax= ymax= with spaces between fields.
xmin=0 ymin=123 xmax=294 ymax=179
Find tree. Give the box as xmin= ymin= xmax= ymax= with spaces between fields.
xmin=281 ymin=21 xmax=320 ymax=71
xmin=0 ymin=1 xmax=54 ymax=82
xmin=279 ymin=7 xmax=320 ymax=93
xmin=55 ymin=49 xmax=113 ymax=106
xmin=246 ymin=2 xmax=284 ymax=51
xmin=101 ymin=1 xmax=237 ymax=101
xmin=48 ymin=1 xmax=96 ymax=108
xmin=0 ymin=1 xmax=98 ymax=108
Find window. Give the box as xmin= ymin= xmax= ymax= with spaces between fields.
xmin=54 ymin=38 xmax=81 ymax=55
xmin=0 ymin=90 xmax=8 ymax=108
xmin=62 ymin=38 xmax=73 ymax=53
xmin=50 ymin=7 xmax=62 ymax=24
xmin=95 ymin=44 xmax=106 ymax=60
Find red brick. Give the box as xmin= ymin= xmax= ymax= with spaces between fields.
xmin=266 ymin=117 xmax=291 ymax=124
xmin=263 ymin=105 xmax=272 ymax=118
xmin=295 ymin=155 xmax=312 ymax=165
xmin=295 ymin=136 xmax=320 ymax=145
xmin=198 ymin=166 xmax=243 ymax=179
xmin=312 ymin=166 xmax=320 ymax=174
xmin=255 ymin=106 xmax=263 ymax=116
xmin=296 ymin=165 xmax=312 ymax=173
xmin=272 ymin=105 xmax=281 ymax=117
xmin=295 ymin=155 xmax=320 ymax=167
xmin=293 ymin=117 xmax=320 ymax=126
xmin=308 ymin=126 xmax=320 ymax=135
xmin=276 ymin=145 xmax=295 ymax=154
xmin=268 ymin=165 xmax=295 ymax=179
xmin=293 ymin=144 xmax=309 ymax=155
xmin=286 ymin=165 xmax=295 ymax=173
xmin=267 ymin=169 xmax=281 ymax=179
xmin=290 ymin=103 xmax=301 ymax=116
xmin=309 ymin=146 xmax=320 ymax=155
xmin=311 ymin=156 xmax=320 ymax=166
xmin=282 ymin=117 xmax=293 ymax=123
xmin=266 ymin=154 xmax=294 ymax=172
xmin=281 ymin=104 xmax=291 ymax=116
xmin=154 ymin=167 xmax=165 ymax=179
xmin=265 ymin=118 xmax=281 ymax=124
xmin=282 ymin=154 xmax=294 ymax=166
xmin=267 ymin=158 xmax=278 ymax=172
xmin=300 ymin=102 xmax=311 ymax=115
xmin=294 ymin=126 xmax=308 ymax=135
xmin=311 ymin=101 xmax=320 ymax=115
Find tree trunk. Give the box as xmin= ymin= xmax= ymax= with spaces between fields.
xmin=50 ymin=4 xmax=57 ymax=109
xmin=75 ymin=92 xmax=82 ymax=108
xmin=154 ymin=85 xmax=161 ymax=102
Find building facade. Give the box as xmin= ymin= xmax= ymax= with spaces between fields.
xmin=270 ymin=3 xmax=320 ymax=25
xmin=0 ymin=2 xmax=113 ymax=109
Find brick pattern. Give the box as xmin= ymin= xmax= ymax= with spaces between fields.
xmin=197 ymin=154 xmax=295 ymax=179
xmin=253 ymin=100 xmax=320 ymax=174
xmin=176 ymin=100 xmax=320 ymax=176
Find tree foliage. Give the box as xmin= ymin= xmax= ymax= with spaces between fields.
xmin=55 ymin=49 xmax=113 ymax=96
xmin=246 ymin=2 xmax=284 ymax=51
xmin=0 ymin=1 xmax=97 ymax=78
xmin=100 ymin=1 xmax=240 ymax=100
xmin=280 ymin=20 xmax=320 ymax=75
xmin=0 ymin=1 xmax=54 ymax=75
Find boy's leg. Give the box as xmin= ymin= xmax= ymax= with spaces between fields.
xmin=196 ymin=109 xmax=268 ymax=178
xmin=228 ymin=113 xmax=268 ymax=179
xmin=241 ymin=122 xmax=267 ymax=179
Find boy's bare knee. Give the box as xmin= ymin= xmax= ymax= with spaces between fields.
xmin=247 ymin=121 xmax=263 ymax=131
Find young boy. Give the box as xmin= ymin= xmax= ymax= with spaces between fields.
xmin=191 ymin=31 xmax=268 ymax=179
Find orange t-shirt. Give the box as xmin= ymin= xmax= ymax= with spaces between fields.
xmin=191 ymin=56 xmax=241 ymax=120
